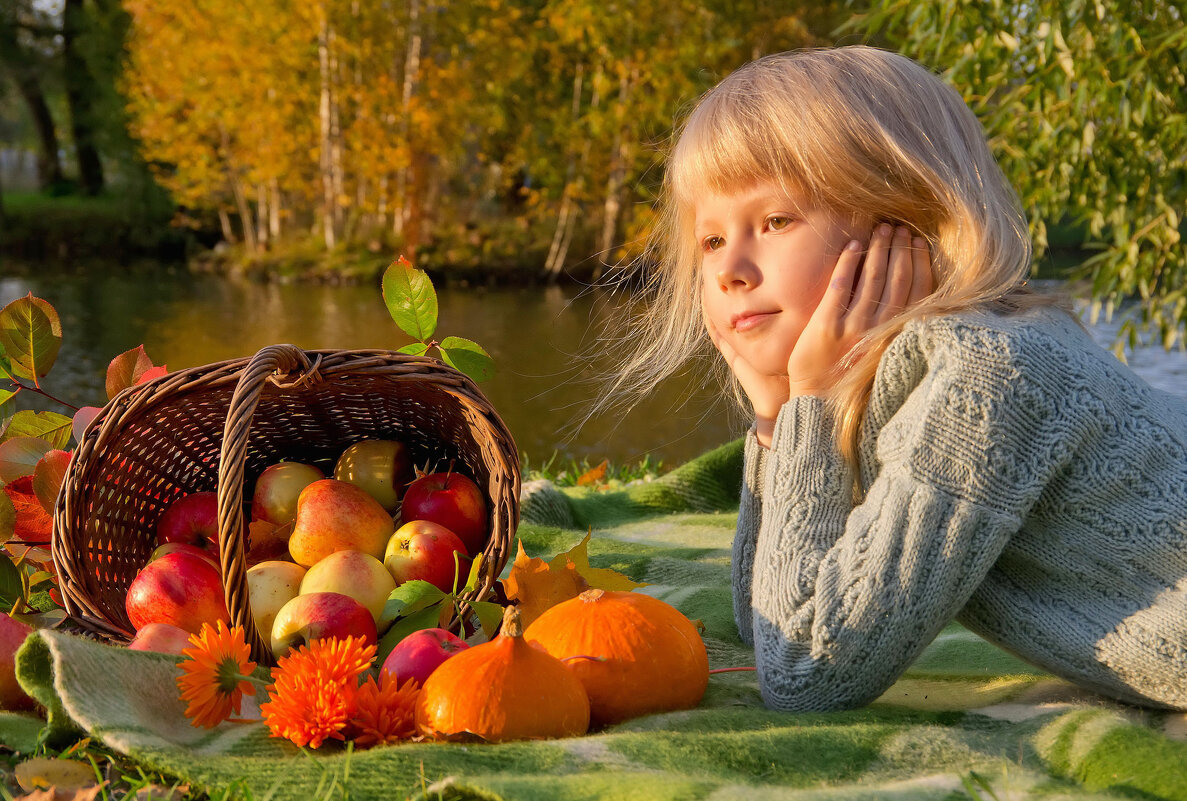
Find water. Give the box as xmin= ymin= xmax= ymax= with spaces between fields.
xmin=2 ymin=265 xmax=1185 ymax=468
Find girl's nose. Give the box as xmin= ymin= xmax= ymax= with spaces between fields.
xmin=715 ymin=249 xmax=758 ymax=290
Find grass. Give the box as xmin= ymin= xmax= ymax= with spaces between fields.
xmin=521 ymin=452 xmax=666 ymax=488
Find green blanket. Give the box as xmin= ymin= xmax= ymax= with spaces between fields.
xmin=8 ymin=440 xmax=1187 ymax=800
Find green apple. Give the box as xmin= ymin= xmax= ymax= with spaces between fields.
xmin=333 ymin=439 xmax=413 ymax=512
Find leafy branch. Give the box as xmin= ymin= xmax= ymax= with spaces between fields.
xmin=382 ymin=256 xmax=495 ymax=382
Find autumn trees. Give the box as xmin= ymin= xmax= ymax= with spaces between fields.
xmin=120 ymin=0 xmax=841 ymax=272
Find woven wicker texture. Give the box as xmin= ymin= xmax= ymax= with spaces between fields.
xmin=52 ymin=344 xmax=520 ymax=663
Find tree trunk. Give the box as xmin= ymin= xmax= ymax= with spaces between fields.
xmin=544 ymin=62 xmax=601 ymax=281
xmin=0 ymin=10 xmax=63 ymax=189
xmin=256 ymin=183 xmax=269 ymax=249
xmin=218 ymin=207 xmax=236 ymax=244
xmin=597 ymin=62 xmax=638 ymax=276
xmin=394 ymin=0 xmax=422 ymax=240
xmin=269 ymin=179 xmax=281 ymax=240
xmin=319 ymin=15 xmax=342 ymax=249
xmin=61 ymin=0 xmax=105 ymax=195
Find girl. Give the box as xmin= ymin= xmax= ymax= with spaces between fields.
xmin=607 ymin=46 xmax=1187 ymax=712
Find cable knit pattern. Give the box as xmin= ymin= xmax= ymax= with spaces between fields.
xmin=736 ymin=306 xmax=1187 ymax=711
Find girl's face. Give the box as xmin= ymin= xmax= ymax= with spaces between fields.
xmin=695 ymin=181 xmax=868 ymax=378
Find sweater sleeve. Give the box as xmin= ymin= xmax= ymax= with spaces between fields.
xmin=732 ymin=426 xmax=768 ymax=646
xmin=748 ymin=354 xmax=1049 ymax=711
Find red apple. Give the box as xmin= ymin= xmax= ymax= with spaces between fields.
xmin=251 ymin=462 xmax=325 ymax=526
xmin=380 ymin=627 xmax=468 ymax=688
xmin=288 ymin=479 xmax=394 ymax=567
xmin=149 ymin=541 xmax=218 ymax=569
xmin=125 ymin=551 xmax=229 ymax=634
xmin=333 ymin=440 xmax=413 ymax=512
xmin=270 ymin=591 xmax=378 ymax=660
xmin=157 ymin=491 xmax=220 ymax=553
xmin=128 ymin=622 xmax=194 ymax=655
xmin=400 ymin=471 xmax=488 ymax=556
xmin=383 ymin=520 xmax=470 ymax=592
xmin=0 ymin=613 xmax=35 ymax=710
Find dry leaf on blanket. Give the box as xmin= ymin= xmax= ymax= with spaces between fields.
xmin=504 ymin=534 xmax=646 ymax=627
xmin=14 ymin=757 xmax=102 ymax=799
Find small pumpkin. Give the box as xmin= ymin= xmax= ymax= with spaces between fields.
xmin=416 ymin=605 xmax=590 ymax=741
xmin=524 ymin=588 xmax=709 ymax=726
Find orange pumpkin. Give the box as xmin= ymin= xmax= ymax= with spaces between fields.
xmin=416 ymin=605 xmax=590 ymax=741
xmin=524 ymin=588 xmax=709 ymax=726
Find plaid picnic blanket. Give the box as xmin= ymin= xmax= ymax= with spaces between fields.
xmin=6 ymin=439 xmax=1187 ymax=800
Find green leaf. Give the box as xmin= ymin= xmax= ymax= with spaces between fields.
xmin=0 ymin=295 xmax=62 ymax=386
xmin=382 ymin=257 xmax=437 ymax=341
xmin=376 ymin=605 xmax=443 ymax=665
xmin=0 ymin=388 xmax=17 ymax=419
xmin=469 ymin=600 xmax=504 ymax=638
xmin=397 ymin=342 xmax=431 ymax=357
xmin=438 ymin=336 xmax=495 ymax=382
xmin=0 ymin=437 xmax=53 ymax=483
xmin=0 ymin=491 xmax=15 ymax=544
xmin=379 ymin=579 xmax=447 ymax=627
xmin=3 ymin=411 xmax=73 ymax=449
xmin=0 ymin=552 xmax=22 ymax=611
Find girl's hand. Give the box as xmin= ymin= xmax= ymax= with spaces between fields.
xmin=704 ymin=308 xmax=792 ymax=428
xmin=787 ymin=224 xmax=932 ymax=399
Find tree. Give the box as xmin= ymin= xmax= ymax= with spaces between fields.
xmin=0 ymin=1 xmax=64 ymax=190
xmin=856 ymin=1 xmax=1187 ymax=347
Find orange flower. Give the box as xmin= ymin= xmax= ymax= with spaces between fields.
xmin=348 ymin=672 xmax=421 ymax=748
xmin=176 ymin=621 xmax=257 ymax=729
xmin=260 ymin=635 xmax=377 ymax=749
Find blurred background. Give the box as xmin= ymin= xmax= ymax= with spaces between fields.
xmin=1 ymin=0 xmax=1184 ymax=471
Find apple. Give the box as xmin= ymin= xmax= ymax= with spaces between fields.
xmin=0 ymin=613 xmax=35 ymax=710
xmin=400 ymin=470 xmax=488 ymax=556
xmin=383 ymin=520 xmax=470 ymax=593
xmin=128 ymin=622 xmax=194 ymax=655
xmin=380 ymin=627 xmax=468 ymax=688
xmin=333 ymin=439 xmax=413 ymax=512
xmin=149 ymin=541 xmax=218 ymax=569
xmin=300 ymin=550 xmax=396 ymax=625
xmin=251 ymin=461 xmax=325 ymax=525
xmin=288 ymin=479 xmax=394 ymax=567
xmin=270 ymin=591 xmax=378 ymax=660
xmin=125 ymin=551 xmax=230 ymax=634
xmin=157 ymin=491 xmax=220 ymax=553
xmin=246 ymin=560 xmax=308 ymax=639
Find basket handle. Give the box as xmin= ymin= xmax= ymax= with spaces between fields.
xmin=217 ymin=344 xmax=318 ymax=662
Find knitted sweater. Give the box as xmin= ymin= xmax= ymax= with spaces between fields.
xmin=734 ymin=305 xmax=1187 ymax=712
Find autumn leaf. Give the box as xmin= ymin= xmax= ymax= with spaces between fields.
xmin=2 ymin=410 xmax=73 ymax=449
xmin=105 ymin=345 xmax=165 ymax=400
xmin=71 ymin=407 xmax=102 ymax=444
xmin=549 ymin=532 xmax=647 ymax=592
xmin=0 ymin=294 xmax=62 ymax=388
xmin=2 ymin=476 xmax=55 ymax=544
xmin=13 ymin=757 xmax=99 ymax=794
xmin=32 ymin=450 xmax=72 ymax=514
xmin=576 ymin=459 xmax=608 ymax=487
xmin=504 ymin=539 xmax=588 ymax=628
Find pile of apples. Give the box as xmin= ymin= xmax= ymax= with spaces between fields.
xmin=124 ymin=439 xmax=487 ymax=668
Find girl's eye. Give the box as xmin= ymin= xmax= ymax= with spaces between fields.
xmin=767 ymin=216 xmax=792 ymax=231
xmin=701 ymin=235 xmax=724 ymax=252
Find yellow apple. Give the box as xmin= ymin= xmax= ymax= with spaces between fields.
xmin=246 ymin=560 xmax=308 ymax=639
xmin=300 ymin=550 xmax=396 ymax=625
xmin=288 ymin=478 xmax=394 ymax=566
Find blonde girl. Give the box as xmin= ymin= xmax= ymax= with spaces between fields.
xmin=609 ymin=46 xmax=1187 ymax=711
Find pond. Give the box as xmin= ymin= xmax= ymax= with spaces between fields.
xmin=2 ymin=263 xmax=1185 ymax=470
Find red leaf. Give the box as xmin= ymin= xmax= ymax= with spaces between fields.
xmin=71 ymin=407 xmax=102 ymax=444
xmin=33 ymin=450 xmax=72 ymax=514
xmin=2 ymin=476 xmax=53 ymax=544
xmin=105 ymin=346 xmax=163 ymax=400
xmin=133 ymin=365 xmax=168 ymax=386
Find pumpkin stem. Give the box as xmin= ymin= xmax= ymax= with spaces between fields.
xmin=501 ymin=604 xmax=524 ymax=638
xmin=579 ymin=588 xmax=606 ymax=602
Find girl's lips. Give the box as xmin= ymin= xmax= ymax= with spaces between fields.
xmin=731 ymin=311 xmax=778 ymax=332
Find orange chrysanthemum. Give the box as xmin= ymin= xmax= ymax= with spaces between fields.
xmin=260 ymin=635 xmax=377 ymax=749
xmin=176 ymin=621 xmax=257 ymax=729
xmin=348 ymin=672 xmax=421 ymax=748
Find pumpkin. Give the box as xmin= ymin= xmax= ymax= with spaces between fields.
xmin=416 ymin=604 xmax=590 ymax=741
xmin=524 ymin=588 xmax=709 ymax=726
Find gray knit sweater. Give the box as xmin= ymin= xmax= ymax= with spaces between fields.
xmin=734 ymin=305 xmax=1187 ymax=711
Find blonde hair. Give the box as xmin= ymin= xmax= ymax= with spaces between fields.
xmin=598 ymin=46 xmax=1052 ymax=481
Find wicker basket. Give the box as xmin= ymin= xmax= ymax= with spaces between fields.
xmin=52 ymin=344 xmax=520 ymax=663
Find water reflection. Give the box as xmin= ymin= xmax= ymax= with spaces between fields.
xmin=2 ymin=267 xmax=1184 ymax=466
